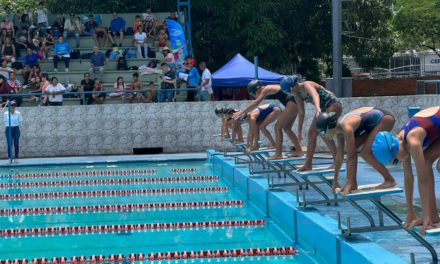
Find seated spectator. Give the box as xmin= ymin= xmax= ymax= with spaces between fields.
xmin=80 ymin=73 xmax=95 ymax=105
xmin=92 ymin=79 xmax=106 ymax=104
xmin=130 ymin=72 xmax=143 ymax=103
xmin=51 ymin=16 xmax=65 ymax=36
xmin=0 ymin=29 xmax=8 ymax=46
xmin=159 ymin=62 xmax=176 ymax=103
xmin=89 ymin=46 xmax=107 ymax=80
xmin=133 ymin=26 xmax=148 ymax=59
xmin=28 ymin=64 xmax=42 ymax=84
xmin=45 ymin=77 xmax=66 ymax=106
xmin=8 ymin=72 xmax=23 ymax=107
xmin=36 ymin=2 xmax=49 ymax=29
xmin=2 ymin=38 xmax=16 ymax=62
xmin=15 ymin=26 xmax=31 ymax=51
xmin=157 ymin=28 xmax=168 ymax=48
xmin=167 ymin=11 xmax=178 ymax=22
xmin=0 ymin=59 xmax=14 ymax=80
xmin=27 ymin=75 xmax=42 ymax=103
xmin=1 ymin=16 xmax=15 ymax=37
xmin=39 ymin=73 xmax=50 ymax=105
xmin=18 ymin=14 xmax=32 ymax=31
xmin=22 ymin=49 xmax=40 ymax=82
xmin=0 ymin=75 xmax=13 ymax=103
xmin=109 ymin=46 xmax=124 ymax=60
xmin=109 ymin=76 xmax=126 ymax=102
xmin=63 ymin=14 xmax=81 ymax=48
xmin=108 ymin=12 xmax=126 ymax=47
xmin=40 ymin=31 xmax=55 ymax=60
xmin=133 ymin=15 xmax=142 ymax=34
xmin=143 ymin=81 xmax=157 ymax=103
xmin=142 ymin=7 xmax=157 ymax=37
xmin=162 ymin=47 xmax=175 ymax=63
xmin=53 ymin=36 xmax=72 ymax=72
xmin=84 ymin=15 xmax=108 ymax=48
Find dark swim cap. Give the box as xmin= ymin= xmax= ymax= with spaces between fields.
xmin=247 ymin=80 xmax=261 ymax=96
xmin=214 ymin=108 xmax=223 ymax=117
xmin=316 ymin=112 xmax=338 ymax=133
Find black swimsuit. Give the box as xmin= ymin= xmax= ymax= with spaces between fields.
xmin=266 ymin=89 xmax=295 ymax=107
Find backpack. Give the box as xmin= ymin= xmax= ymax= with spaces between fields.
xmin=105 ymin=49 xmax=112 ymax=58
xmin=147 ymin=48 xmax=156 ymax=58
xmin=70 ymin=49 xmax=81 ymax=59
xmin=81 ymin=53 xmax=92 ymax=60
xmin=125 ymin=27 xmax=134 ymax=36
xmin=11 ymin=62 xmax=23 ymax=70
xmin=117 ymin=57 xmax=128 ymax=70
xmin=128 ymin=66 xmax=138 ymax=71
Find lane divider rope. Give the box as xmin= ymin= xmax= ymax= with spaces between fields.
xmin=0 ymin=220 xmax=265 ymax=238
xmin=0 ymin=246 xmax=298 ymax=263
xmin=0 ymin=176 xmax=219 ymax=189
xmin=0 ymin=187 xmax=229 ymax=201
xmin=2 ymin=169 xmax=157 ymax=179
xmin=0 ymin=200 xmax=244 ymax=216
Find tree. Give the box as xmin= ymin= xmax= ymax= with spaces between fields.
xmin=0 ymin=0 xmax=39 ymax=13
xmin=394 ymin=0 xmax=440 ymax=56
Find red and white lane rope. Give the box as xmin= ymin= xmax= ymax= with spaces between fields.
xmin=0 ymin=220 xmax=265 ymax=238
xmin=0 ymin=187 xmax=229 ymax=201
xmin=0 ymin=176 xmax=219 ymax=189
xmin=7 ymin=169 xmax=157 ymax=179
xmin=171 ymin=168 xmax=197 ymax=174
xmin=0 ymin=246 xmax=298 ymax=263
xmin=0 ymin=200 xmax=244 ymax=216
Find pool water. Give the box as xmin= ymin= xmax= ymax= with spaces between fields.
xmin=0 ymin=161 xmax=319 ymax=263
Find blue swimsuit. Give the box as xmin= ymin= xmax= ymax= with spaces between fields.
xmin=340 ymin=108 xmax=393 ymax=137
xmin=402 ymin=108 xmax=440 ymax=149
xmin=256 ymin=104 xmax=276 ymax=122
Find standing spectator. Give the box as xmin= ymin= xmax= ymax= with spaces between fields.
xmin=63 ymin=14 xmax=81 ymax=48
xmin=92 ymin=79 xmax=106 ymax=104
xmin=157 ymin=28 xmax=168 ymax=48
xmin=130 ymin=72 xmax=143 ymax=103
xmin=8 ymin=72 xmax=23 ymax=107
xmin=0 ymin=75 xmax=13 ymax=103
xmin=162 ymin=47 xmax=174 ymax=63
xmin=109 ymin=76 xmax=126 ymax=102
xmin=185 ymin=61 xmax=200 ymax=102
xmin=133 ymin=15 xmax=142 ymax=34
xmin=2 ymin=38 xmax=16 ymax=63
xmin=0 ymin=60 xmax=14 ymax=80
xmin=53 ymin=36 xmax=72 ymax=72
xmin=133 ymin=26 xmax=148 ymax=59
xmin=142 ymin=7 xmax=157 ymax=37
xmin=89 ymin=46 xmax=107 ymax=80
xmin=159 ymin=62 xmax=176 ymax=103
xmin=108 ymin=12 xmax=126 ymax=47
xmin=23 ymin=6 xmax=34 ymax=26
xmin=197 ymin=62 xmax=213 ymax=101
xmin=36 ymin=2 xmax=49 ymax=29
xmin=45 ymin=77 xmax=66 ymax=106
xmin=80 ymin=73 xmax=95 ymax=105
xmin=84 ymin=15 xmax=108 ymax=48
xmin=18 ymin=14 xmax=32 ymax=31
xmin=51 ymin=16 xmax=65 ymax=36
xmin=4 ymin=101 xmax=22 ymax=163
xmin=1 ymin=16 xmax=15 ymax=37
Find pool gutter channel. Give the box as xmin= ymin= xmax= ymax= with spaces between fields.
xmin=208 ymin=150 xmax=407 ymax=264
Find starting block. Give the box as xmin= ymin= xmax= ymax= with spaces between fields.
xmin=341 ymin=184 xmax=402 ymax=199
xmin=266 ymin=156 xmax=306 ymax=164
xmin=414 ymin=226 xmax=440 ymax=237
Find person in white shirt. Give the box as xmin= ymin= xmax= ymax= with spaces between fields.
xmin=162 ymin=47 xmax=175 ymax=63
xmin=4 ymin=101 xmax=22 ymax=162
xmin=197 ymin=62 xmax=213 ymax=101
xmin=36 ymin=2 xmax=48 ymax=28
xmin=45 ymin=77 xmax=66 ymax=106
xmin=64 ymin=14 xmax=82 ymax=48
xmin=133 ymin=26 xmax=148 ymax=59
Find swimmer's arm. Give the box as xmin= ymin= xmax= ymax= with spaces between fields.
xmin=233 ymin=90 xmax=267 ymax=119
xmin=403 ymin=153 xmax=415 ymax=213
xmin=408 ymin=137 xmax=427 ymax=210
xmin=344 ymin=128 xmax=357 ymax=188
xmin=303 ymin=82 xmax=321 ymax=115
xmin=231 ymin=120 xmax=238 ymax=143
xmin=293 ymin=90 xmax=305 ymax=136
xmin=334 ymin=133 xmax=345 ymax=181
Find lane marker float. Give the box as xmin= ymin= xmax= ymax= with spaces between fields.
xmin=3 ymin=169 xmax=157 ymax=179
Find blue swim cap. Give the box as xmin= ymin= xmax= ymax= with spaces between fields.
xmin=280 ymin=75 xmax=298 ymax=93
xmin=372 ymin=131 xmax=400 ymax=165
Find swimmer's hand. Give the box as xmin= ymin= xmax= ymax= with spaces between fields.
xmin=315 ymin=108 xmax=321 ymax=118
xmin=233 ymin=111 xmax=244 ymax=120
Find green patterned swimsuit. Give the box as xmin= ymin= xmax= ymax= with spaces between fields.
xmin=302 ymin=86 xmax=338 ymax=111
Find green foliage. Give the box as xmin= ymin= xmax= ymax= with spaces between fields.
xmin=0 ymin=0 xmax=40 ymax=13
xmin=394 ymin=0 xmax=440 ymax=56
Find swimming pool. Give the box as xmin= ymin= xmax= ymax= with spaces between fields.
xmin=0 ymin=160 xmax=320 ymax=263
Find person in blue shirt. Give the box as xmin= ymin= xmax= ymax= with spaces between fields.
xmin=53 ymin=36 xmax=72 ymax=72
xmin=3 ymin=101 xmax=22 ymax=163
xmin=89 ymin=46 xmax=108 ymax=80
xmin=185 ymin=62 xmax=200 ymax=102
xmin=108 ymin=12 xmax=126 ymax=47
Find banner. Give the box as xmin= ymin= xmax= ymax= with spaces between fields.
xmin=165 ymin=19 xmax=188 ymax=63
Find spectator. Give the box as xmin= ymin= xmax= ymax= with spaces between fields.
xmin=1 ymin=16 xmax=15 ymax=37
xmin=24 ymin=48 xmax=40 ymax=68
xmin=197 ymin=62 xmax=213 ymax=101
xmin=40 ymin=31 xmax=55 ymax=59
xmin=157 ymin=28 xmax=168 ymax=48
xmin=0 ymin=29 xmax=8 ymax=46
xmin=133 ymin=25 xmax=148 ymax=59
xmin=185 ymin=60 xmax=201 ymax=102
xmin=133 ymin=15 xmax=142 ymax=34
xmin=0 ymin=60 xmax=13 ymax=80
xmin=15 ymin=26 xmax=30 ymax=49
xmin=92 ymin=79 xmax=106 ymax=104
xmin=143 ymin=81 xmax=157 ymax=103
xmin=63 ymin=14 xmax=81 ymax=48
xmin=2 ymin=38 xmax=16 ymax=63
xmin=28 ymin=75 xmax=42 ymax=104
xmin=23 ymin=6 xmax=34 ymax=26
xmin=53 ymin=36 xmax=72 ymax=72
xmin=4 ymin=101 xmax=22 ymax=163
xmin=18 ymin=14 xmax=32 ymax=31
xmin=39 ymin=73 xmax=50 ymax=105
xmin=162 ymin=47 xmax=175 ymax=63
xmin=80 ymin=73 xmax=95 ymax=105
xmin=28 ymin=64 xmax=42 ymax=84
xmin=8 ymin=72 xmax=23 ymax=107
xmin=167 ymin=11 xmax=178 ymax=22
xmin=142 ymin=7 xmax=157 ymax=37
xmin=159 ymin=62 xmax=176 ymax=103
xmin=84 ymin=15 xmax=108 ymax=48
xmin=89 ymin=46 xmax=107 ymax=80
xmin=51 ymin=16 xmax=65 ymax=36
xmin=45 ymin=77 xmax=66 ymax=106
xmin=0 ymin=75 xmax=13 ymax=103
xmin=108 ymin=12 xmax=126 ymax=47
xmin=109 ymin=76 xmax=126 ymax=102
xmin=130 ymin=72 xmax=142 ymax=103
xmin=36 ymin=2 xmax=49 ymax=29
xmin=109 ymin=46 xmax=124 ymax=60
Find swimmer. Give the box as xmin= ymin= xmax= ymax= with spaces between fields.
xmin=291 ymin=80 xmax=342 ymax=171
xmin=233 ymin=79 xmax=303 ymax=158
xmin=244 ymin=103 xmax=281 ymax=152
xmin=316 ymin=107 xmax=396 ymax=195
xmin=215 ymin=108 xmax=244 ymax=144
xmin=372 ymin=106 xmax=440 ymax=234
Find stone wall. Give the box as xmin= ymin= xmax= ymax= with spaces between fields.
xmin=1 ymin=95 xmax=439 ymax=158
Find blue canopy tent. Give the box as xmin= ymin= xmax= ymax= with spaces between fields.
xmin=212 ymin=53 xmax=284 ymax=88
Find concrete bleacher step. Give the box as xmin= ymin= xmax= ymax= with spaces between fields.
xmin=40 ymin=58 xmax=157 ymax=72
xmin=44 ymin=70 xmax=159 ymax=83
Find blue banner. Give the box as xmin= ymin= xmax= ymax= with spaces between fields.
xmin=165 ymin=19 xmax=188 ymax=63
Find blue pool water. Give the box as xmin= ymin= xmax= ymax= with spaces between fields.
xmin=0 ymin=161 xmax=320 ymax=263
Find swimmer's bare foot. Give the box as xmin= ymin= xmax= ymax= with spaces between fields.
xmin=405 ymin=214 xmax=422 ymax=229
xmin=419 ymin=218 xmax=436 ymax=236
xmin=342 ymin=184 xmax=358 ymax=196
xmin=287 ymin=152 xmax=304 ymax=158
xmin=326 ymin=163 xmax=335 ymax=170
xmin=297 ymin=164 xmax=312 ymax=172
xmin=235 ymin=141 xmax=244 ymax=144
xmin=374 ymin=180 xmax=396 ymax=190
xmin=332 ymin=180 xmax=340 ymax=191
xmin=268 ymin=154 xmax=283 ymax=160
